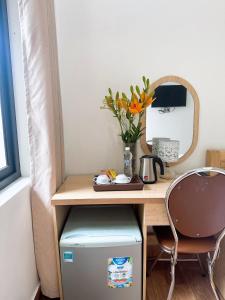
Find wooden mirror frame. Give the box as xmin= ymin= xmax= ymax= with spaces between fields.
xmin=140 ymin=75 xmax=200 ymax=166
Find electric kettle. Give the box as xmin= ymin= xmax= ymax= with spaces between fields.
xmin=139 ymin=155 xmax=164 ymax=183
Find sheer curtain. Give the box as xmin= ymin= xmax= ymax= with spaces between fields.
xmin=18 ymin=0 xmax=64 ymax=297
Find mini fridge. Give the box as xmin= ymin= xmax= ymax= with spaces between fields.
xmin=60 ymin=205 xmax=142 ymax=300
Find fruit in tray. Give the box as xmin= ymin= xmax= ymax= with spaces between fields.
xmin=107 ymin=169 xmax=117 ymax=180
xmin=101 ymin=169 xmax=117 ymax=180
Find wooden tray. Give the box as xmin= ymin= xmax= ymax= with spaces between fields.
xmin=93 ymin=175 xmax=144 ymax=192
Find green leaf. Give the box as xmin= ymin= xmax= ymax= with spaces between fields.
xmin=122 ymin=92 xmax=127 ymax=99
xmin=116 ymin=91 xmax=119 ymax=99
xmin=130 ymin=85 xmax=134 ymax=94
xmin=108 ymin=88 xmax=112 ymax=95
xmin=142 ymin=76 xmax=146 ymax=83
xmin=136 ymin=85 xmax=140 ymax=95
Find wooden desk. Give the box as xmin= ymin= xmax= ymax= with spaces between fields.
xmin=52 ymin=175 xmax=171 ymax=300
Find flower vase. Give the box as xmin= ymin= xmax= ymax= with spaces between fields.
xmin=124 ymin=142 xmax=137 ymax=176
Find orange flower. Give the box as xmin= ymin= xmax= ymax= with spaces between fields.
xmin=140 ymin=91 xmax=154 ymax=108
xmin=129 ymin=97 xmax=143 ymax=115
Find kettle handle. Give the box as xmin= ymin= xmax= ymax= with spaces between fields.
xmin=153 ymin=157 xmax=165 ymax=176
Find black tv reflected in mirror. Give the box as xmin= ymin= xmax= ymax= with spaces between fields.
xmin=152 ymin=85 xmax=187 ymax=108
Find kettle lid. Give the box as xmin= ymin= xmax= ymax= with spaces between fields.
xmin=140 ymin=154 xmax=158 ymax=159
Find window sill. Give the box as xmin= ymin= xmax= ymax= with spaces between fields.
xmin=0 ymin=177 xmax=31 ymax=207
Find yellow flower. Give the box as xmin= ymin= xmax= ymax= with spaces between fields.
xmin=140 ymin=91 xmax=146 ymax=102
xmin=116 ymin=98 xmax=128 ymax=110
xmin=105 ymin=96 xmax=114 ymax=110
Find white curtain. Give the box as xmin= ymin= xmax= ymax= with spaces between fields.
xmin=18 ymin=0 xmax=64 ymax=297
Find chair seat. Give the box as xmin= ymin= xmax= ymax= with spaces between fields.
xmin=154 ymin=226 xmax=217 ymax=254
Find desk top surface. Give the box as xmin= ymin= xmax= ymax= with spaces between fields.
xmin=52 ymin=175 xmax=172 ymax=206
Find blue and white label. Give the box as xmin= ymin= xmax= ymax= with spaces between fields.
xmin=63 ymin=251 xmax=74 ymax=262
xmin=108 ymin=256 xmax=133 ymax=288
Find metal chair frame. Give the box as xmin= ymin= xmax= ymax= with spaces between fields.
xmin=150 ymin=167 xmax=225 ymax=300
xmin=148 ymin=253 xmax=206 ymax=277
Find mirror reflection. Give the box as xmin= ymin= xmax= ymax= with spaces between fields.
xmin=146 ymin=82 xmax=194 ymax=163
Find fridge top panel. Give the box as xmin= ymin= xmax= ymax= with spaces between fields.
xmin=60 ymin=206 xmax=142 ymax=247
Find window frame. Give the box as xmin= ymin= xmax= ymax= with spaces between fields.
xmin=0 ymin=0 xmax=20 ymax=190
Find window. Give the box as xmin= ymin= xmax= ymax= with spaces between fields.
xmin=0 ymin=0 xmax=20 ymax=190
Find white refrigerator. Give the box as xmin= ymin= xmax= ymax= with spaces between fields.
xmin=60 ymin=205 xmax=142 ymax=300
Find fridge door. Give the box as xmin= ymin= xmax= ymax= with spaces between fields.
xmin=60 ymin=243 xmax=142 ymax=300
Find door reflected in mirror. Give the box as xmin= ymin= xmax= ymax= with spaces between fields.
xmin=141 ymin=76 xmax=200 ymax=166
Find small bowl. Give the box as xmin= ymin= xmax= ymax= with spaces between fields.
xmin=113 ymin=174 xmax=131 ymax=184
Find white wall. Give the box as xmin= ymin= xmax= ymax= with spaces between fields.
xmin=0 ymin=181 xmax=39 ymax=300
xmin=54 ymin=0 xmax=225 ymax=175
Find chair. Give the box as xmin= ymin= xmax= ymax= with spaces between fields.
xmin=148 ymin=167 xmax=225 ymax=300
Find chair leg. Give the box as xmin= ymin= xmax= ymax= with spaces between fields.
xmin=147 ymin=249 xmax=163 ymax=276
xmin=207 ymin=252 xmax=220 ymax=300
xmin=197 ymin=254 xmax=206 ymax=277
xmin=167 ymin=254 xmax=176 ymax=300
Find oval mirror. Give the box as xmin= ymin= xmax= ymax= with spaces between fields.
xmin=140 ymin=75 xmax=200 ymax=166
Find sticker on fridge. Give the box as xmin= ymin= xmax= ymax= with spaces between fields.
xmin=108 ymin=256 xmax=133 ymax=288
xmin=63 ymin=251 xmax=74 ymax=262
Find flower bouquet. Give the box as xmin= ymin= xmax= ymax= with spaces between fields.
xmin=101 ymin=76 xmax=155 ymax=173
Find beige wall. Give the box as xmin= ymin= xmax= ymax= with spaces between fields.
xmin=54 ymin=0 xmax=225 ymax=175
